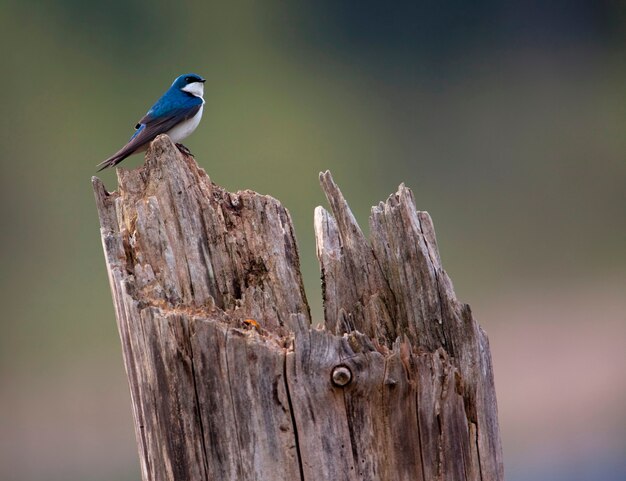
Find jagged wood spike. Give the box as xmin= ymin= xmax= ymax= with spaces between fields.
xmin=316 ymin=171 xmax=398 ymax=345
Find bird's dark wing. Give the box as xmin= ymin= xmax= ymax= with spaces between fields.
xmin=97 ymin=103 xmax=202 ymax=171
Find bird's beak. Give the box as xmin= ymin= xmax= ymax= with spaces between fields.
xmin=200 ymin=79 xmax=206 ymax=83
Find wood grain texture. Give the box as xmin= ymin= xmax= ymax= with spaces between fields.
xmin=315 ymin=172 xmax=504 ymax=479
xmin=94 ymin=135 xmax=504 ymax=481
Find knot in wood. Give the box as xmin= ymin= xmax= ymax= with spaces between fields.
xmin=331 ymin=365 xmax=352 ymax=387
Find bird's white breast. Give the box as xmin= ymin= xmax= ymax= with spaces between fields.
xmin=166 ymin=105 xmax=204 ymax=143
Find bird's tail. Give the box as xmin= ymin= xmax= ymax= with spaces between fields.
xmin=96 ymin=147 xmax=133 ymax=172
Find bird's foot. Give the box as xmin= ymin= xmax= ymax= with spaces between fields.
xmin=175 ymin=143 xmax=194 ymax=157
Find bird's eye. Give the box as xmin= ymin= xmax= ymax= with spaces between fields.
xmin=186 ymin=77 xmax=193 ymax=83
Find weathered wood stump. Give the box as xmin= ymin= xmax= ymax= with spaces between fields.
xmin=93 ymin=134 xmax=504 ymax=481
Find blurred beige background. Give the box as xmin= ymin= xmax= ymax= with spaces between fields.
xmin=0 ymin=1 xmax=624 ymax=480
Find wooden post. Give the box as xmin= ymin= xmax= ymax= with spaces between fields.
xmin=93 ymin=135 xmax=504 ymax=481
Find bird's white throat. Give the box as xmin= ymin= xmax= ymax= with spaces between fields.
xmin=182 ymin=82 xmax=204 ymax=99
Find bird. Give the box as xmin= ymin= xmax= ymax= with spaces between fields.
xmin=97 ymin=73 xmax=206 ymax=171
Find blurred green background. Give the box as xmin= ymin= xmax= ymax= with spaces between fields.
xmin=1 ymin=1 xmax=625 ymax=480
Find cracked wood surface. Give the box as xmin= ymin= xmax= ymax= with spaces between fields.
xmin=93 ymin=134 xmax=504 ymax=481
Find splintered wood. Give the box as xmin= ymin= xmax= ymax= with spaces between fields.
xmin=93 ymin=134 xmax=504 ymax=481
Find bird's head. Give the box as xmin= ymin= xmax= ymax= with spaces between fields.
xmin=172 ymin=73 xmax=206 ymax=99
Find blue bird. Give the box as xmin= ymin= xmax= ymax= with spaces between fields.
xmin=98 ymin=73 xmax=206 ymax=171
